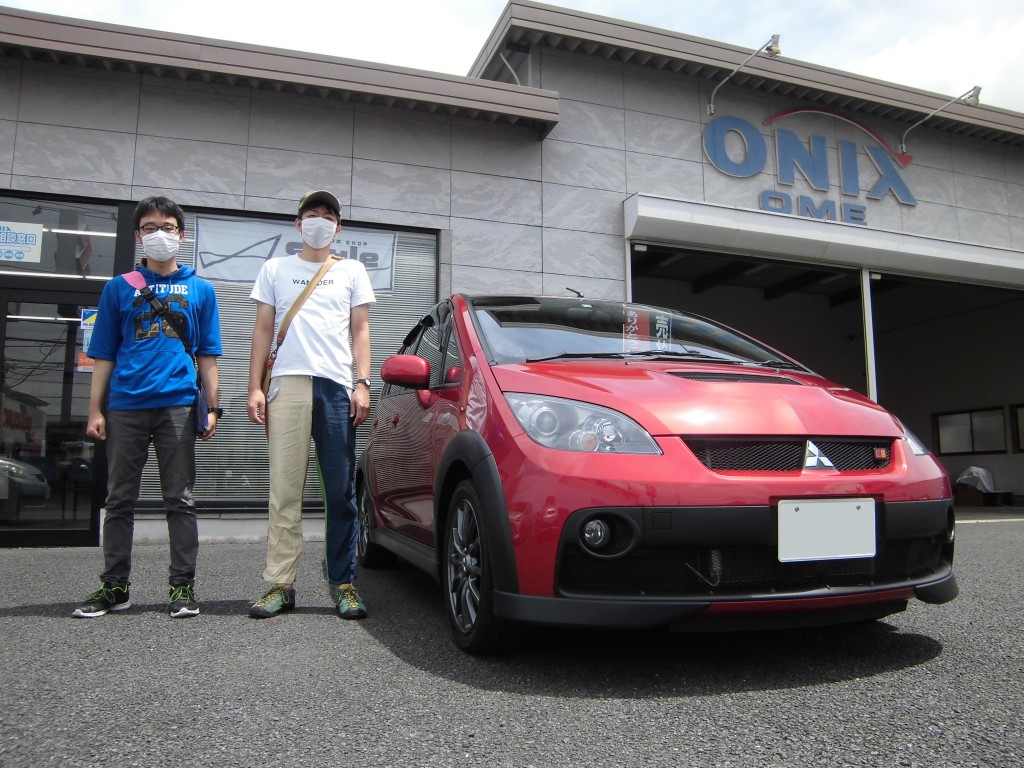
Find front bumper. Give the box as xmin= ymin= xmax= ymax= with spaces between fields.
xmin=493 ymin=566 xmax=958 ymax=630
xmin=552 ymin=499 xmax=955 ymax=597
xmin=491 ymin=497 xmax=956 ymax=630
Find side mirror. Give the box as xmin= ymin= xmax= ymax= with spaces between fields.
xmin=381 ymin=354 xmax=430 ymax=389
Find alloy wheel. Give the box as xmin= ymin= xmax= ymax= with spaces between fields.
xmin=447 ymin=496 xmax=482 ymax=634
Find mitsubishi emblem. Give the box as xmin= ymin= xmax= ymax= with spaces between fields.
xmin=803 ymin=441 xmax=835 ymax=469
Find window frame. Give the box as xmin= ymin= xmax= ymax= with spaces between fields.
xmin=1011 ymin=404 xmax=1024 ymax=454
xmin=933 ymin=406 xmax=1008 ymax=456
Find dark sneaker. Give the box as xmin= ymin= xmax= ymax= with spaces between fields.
xmin=333 ymin=583 xmax=367 ymax=620
xmin=249 ymin=586 xmax=295 ymax=618
xmin=168 ymin=584 xmax=200 ymax=618
xmin=72 ymin=584 xmax=130 ymax=618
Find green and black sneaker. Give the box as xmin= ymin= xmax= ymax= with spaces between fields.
xmin=72 ymin=583 xmax=131 ymax=618
xmin=332 ymin=583 xmax=367 ymax=620
xmin=168 ymin=584 xmax=200 ymax=618
xmin=248 ymin=585 xmax=296 ymax=618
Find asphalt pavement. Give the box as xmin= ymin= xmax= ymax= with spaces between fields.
xmin=1 ymin=507 xmax=1022 ymax=768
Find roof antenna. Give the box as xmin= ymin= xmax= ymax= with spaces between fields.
xmin=566 ymin=287 xmax=584 ymax=298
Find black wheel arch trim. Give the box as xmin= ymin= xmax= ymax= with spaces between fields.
xmin=435 ymin=430 xmax=519 ymax=594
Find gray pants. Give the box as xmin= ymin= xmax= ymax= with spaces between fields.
xmin=101 ymin=407 xmax=198 ymax=587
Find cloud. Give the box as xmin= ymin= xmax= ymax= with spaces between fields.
xmin=843 ymin=15 xmax=1024 ymax=111
xmin=554 ymin=0 xmax=1024 ymax=112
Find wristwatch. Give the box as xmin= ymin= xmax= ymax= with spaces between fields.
xmin=355 ymin=378 xmax=371 ymax=389
xmin=208 ymin=407 xmax=225 ymax=417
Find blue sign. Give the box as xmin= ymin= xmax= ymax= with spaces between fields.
xmin=702 ymin=111 xmax=916 ymax=227
xmin=0 ymin=221 xmax=44 ymax=263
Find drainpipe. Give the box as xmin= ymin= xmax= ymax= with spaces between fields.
xmin=860 ymin=268 xmax=878 ymax=402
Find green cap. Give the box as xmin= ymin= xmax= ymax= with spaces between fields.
xmin=297 ymin=190 xmax=341 ymax=219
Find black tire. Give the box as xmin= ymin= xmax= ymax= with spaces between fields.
xmin=357 ymin=480 xmax=396 ymax=569
xmin=443 ymin=480 xmax=507 ymax=654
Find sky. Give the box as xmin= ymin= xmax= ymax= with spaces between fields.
xmin=3 ymin=0 xmax=1023 ymax=114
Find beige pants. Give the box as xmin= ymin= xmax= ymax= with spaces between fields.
xmin=263 ymin=376 xmax=313 ymax=584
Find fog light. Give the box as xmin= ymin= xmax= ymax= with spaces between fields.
xmin=582 ymin=518 xmax=610 ymax=549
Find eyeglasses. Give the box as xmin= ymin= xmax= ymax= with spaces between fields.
xmin=139 ymin=223 xmax=180 ymax=235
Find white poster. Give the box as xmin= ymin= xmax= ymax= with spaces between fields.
xmin=194 ymin=216 xmax=396 ymax=292
xmin=0 ymin=221 xmax=44 ymax=264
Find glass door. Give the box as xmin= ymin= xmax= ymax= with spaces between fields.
xmin=0 ymin=292 xmax=102 ymax=546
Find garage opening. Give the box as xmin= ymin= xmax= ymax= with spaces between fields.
xmin=630 ymin=244 xmax=1024 ymax=503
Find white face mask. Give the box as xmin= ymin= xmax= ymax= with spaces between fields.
xmin=300 ymin=216 xmax=338 ymax=249
xmin=141 ymin=230 xmax=180 ymax=262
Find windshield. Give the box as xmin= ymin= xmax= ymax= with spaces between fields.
xmin=468 ymin=296 xmax=804 ymax=369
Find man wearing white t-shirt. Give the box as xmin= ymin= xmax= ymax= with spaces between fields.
xmin=246 ymin=190 xmax=375 ymax=620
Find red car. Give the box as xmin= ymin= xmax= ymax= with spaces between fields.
xmin=357 ymin=295 xmax=957 ymax=653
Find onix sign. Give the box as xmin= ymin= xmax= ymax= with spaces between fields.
xmin=702 ymin=108 xmax=916 ymax=226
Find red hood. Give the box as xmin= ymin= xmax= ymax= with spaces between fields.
xmin=490 ymin=360 xmax=899 ymax=437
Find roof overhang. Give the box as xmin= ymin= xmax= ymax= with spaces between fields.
xmin=625 ymin=194 xmax=1024 ymax=289
xmin=0 ymin=6 xmax=559 ymax=136
xmin=473 ymin=1 xmax=1024 ymax=147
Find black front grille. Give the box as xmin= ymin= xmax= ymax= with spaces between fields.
xmin=815 ymin=440 xmax=890 ymax=471
xmin=558 ymin=539 xmax=945 ymax=598
xmin=684 ymin=438 xmax=892 ymax=472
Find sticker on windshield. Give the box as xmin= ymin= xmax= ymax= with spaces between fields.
xmin=623 ymin=307 xmax=672 ymax=353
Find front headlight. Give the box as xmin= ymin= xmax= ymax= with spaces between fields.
xmin=505 ymin=394 xmax=662 ymax=454
xmin=894 ymin=418 xmax=930 ymax=455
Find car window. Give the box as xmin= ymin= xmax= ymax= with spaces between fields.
xmin=469 ymin=296 xmax=802 ymax=368
xmin=399 ymin=317 xmax=430 ymax=355
xmin=381 ymin=313 xmax=434 ymax=400
xmin=417 ymin=323 xmax=444 ymax=387
xmin=437 ymin=322 xmax=463 ymax=387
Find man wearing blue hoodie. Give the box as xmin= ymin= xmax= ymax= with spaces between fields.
xmin=73 ymin=196 xmax=223 ymax=619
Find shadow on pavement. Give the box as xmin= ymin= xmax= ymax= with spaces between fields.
xmin=357 ymin=561 xmax=945 ymax=699
xmin=0 ymin=541 xmax=948 ymax=702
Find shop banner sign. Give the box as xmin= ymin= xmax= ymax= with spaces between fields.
xmin=0 ymin=221 xmax=44 ymax=264
xmin=194 ymin=216 xmax=396 ymax=291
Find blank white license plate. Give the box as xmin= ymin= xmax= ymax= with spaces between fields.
xmin=777 ymin=498 xmax=876 ymax=562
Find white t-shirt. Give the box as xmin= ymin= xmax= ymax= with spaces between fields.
xmin=250 ymin=256 xmax=376 ymax=387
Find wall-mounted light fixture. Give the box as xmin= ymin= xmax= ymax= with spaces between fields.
xmin=897 ymin=86 xmax=981 ymax=155
xmin=707 ymin=34 xmax=781 ymax=116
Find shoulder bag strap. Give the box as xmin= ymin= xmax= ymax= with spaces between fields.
xmin=121 ymin=270 xmax=196 ymax=366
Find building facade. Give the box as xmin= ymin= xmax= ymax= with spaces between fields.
xmin=1 ymin=2 xmax=1022 ymax=546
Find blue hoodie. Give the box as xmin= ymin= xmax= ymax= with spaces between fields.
xmin=89 ymin=264 xmax=223 ymax=411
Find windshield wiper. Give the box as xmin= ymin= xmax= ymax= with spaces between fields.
xmin=621 ymin=349 xmax=746 ymax=363
xmin=524 ymin=349 xmax=751 ymax=364
xmin=619 ymin=350 xmax=804 ymax=369
xmin=754 ymin=359 xmax=803 ymax=370
xmin=524 ymin=351 xmax=631 ymax=363
xmin=520 ymin=347 xmax=804 ymax=370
